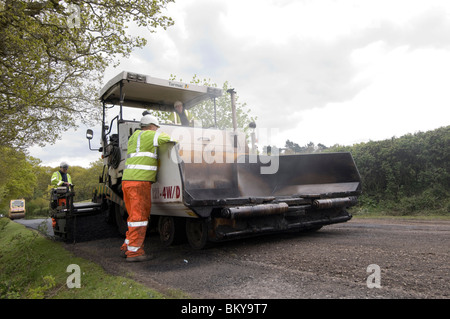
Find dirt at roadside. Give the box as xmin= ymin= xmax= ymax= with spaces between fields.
xmin=64 ymin=218 xmax=450 ymax=299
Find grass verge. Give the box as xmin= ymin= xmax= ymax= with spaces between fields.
xmin=0 ymin=217 xmax=166 ymax=299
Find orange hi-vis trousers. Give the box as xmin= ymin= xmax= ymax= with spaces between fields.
xmin=120 ymin=180 xmax=152 ymax=257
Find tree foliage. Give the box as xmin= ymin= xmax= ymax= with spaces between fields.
xmin=327 ymin=126 xmax=450 ymax=214
xmin=0 ymin=146 xmax=37 ymax=212
xmin=275 ymin=126 xmax=449 ymax=214
xmin=283 ymin=140 xmax=328 ymax=154
xmin=0 ymin=0 xmax=174 ymax=150
xmin=68 ymin=159 xmax=103 ymax=200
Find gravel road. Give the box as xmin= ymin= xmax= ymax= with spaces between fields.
xmin=63 ymin=217 xmax=449 ymax=299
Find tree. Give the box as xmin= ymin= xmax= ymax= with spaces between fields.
xmin=67 ymin=159 xmax=103 ymax=200
xmin=325 ymin=125 xmax=450 ymax=214
xmin=284 ymin=140 xmax=328 ymax=154
xmin=285 ymin=140 xmax=301 ymax=153
xmin=0 ymin=0 xmax=174 ymax=150
xmin=0 ymin=146 xmax=37 ymax=212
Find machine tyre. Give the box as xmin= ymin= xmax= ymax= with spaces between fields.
xmin=158 ymin=216 xmax=186 ymax=246
xmin=186 ymin=218 xmax=208 ymax=250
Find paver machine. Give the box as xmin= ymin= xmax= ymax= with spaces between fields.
xmin=53 ymin=71 xmax=362 ymax=248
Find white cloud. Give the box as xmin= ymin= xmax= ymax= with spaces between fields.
xmin=270 ymin=45 xmax=450 ymax=147
xmin=29 ymin=126 xmax=102 ymax=168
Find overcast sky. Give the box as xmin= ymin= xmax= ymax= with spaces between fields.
xmin=29 ymin=0 xmax=450 ymax=167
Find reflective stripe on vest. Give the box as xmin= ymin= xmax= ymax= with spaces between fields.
xmin=153 ymin=132 xmax=160 ymax=147
xmin=125 ymin=164 xmax=157 ymax=171
xmin=127 ymin=131 xmax=158 ymax=160
xmin=127 ymin=152 xmax=157 ymax=159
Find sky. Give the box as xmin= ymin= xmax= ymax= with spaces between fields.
xmin=29 ymin=0 xmax=450 ymax=168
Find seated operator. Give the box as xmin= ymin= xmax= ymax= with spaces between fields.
xmin=168 ymin=101 xmax=194 ymax=126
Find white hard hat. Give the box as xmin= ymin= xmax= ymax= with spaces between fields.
xmin=140 ymin=114 xmax=160 ymax=128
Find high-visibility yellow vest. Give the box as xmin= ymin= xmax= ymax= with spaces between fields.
xmin=168 ymin=110 xmax=194 ymax=126
xmin=51 ymin=171 xmax=72 ymax=188
xmin=122 ymin=129 xmax=174 ymax=182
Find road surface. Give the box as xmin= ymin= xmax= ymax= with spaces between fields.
xmin=15 ymin=218 xmax=54 ymax=236
xmin=60 ymin=217 xmax=449 ymax=299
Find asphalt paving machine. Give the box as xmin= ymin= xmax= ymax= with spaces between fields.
xmin=52 ymin=71 xmax=362 ymax=248
xmin=50 ymin=185 xmax=116 ymax=242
